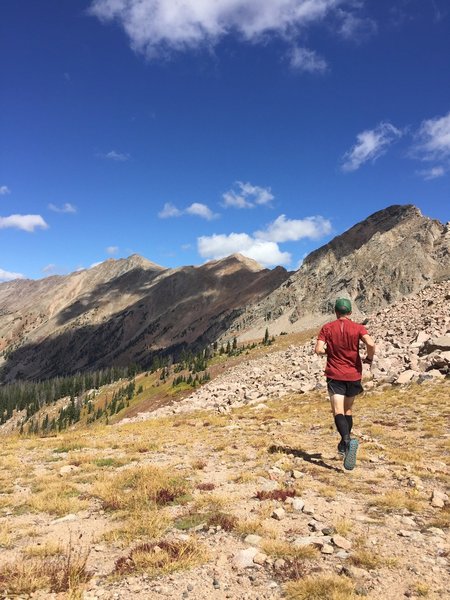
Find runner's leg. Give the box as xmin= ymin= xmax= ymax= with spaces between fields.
xmin=344 ymin=396 xmax=355 ymax=435
xmin=329 ymin=393 xmax=350 ymax=443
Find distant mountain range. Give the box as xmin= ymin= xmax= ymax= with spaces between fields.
xmin=1 ymin=204 xmax=448 ymax=382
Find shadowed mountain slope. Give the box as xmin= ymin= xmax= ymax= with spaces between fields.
xmin=0 ymin=254 xmax=289 ymax=381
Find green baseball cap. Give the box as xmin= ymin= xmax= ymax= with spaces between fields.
xmin=335 ymin=298 xmax=352 ymax=314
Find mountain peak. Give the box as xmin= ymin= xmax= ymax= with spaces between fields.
xmin=124 ymin=254 xmax=166 ymax=271
xmin=205 ymin=253 xmax=264 ymax=273
xmin=304 ymin=204 xmax=424 ymax=266
xmin=88 ymin=254 xmax=165 ymax=276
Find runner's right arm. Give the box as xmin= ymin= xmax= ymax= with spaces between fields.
xmin=361 ymin=333 xmax=375 ymax=363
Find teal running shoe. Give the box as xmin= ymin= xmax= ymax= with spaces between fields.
xmin=343 ymin=439 xmax=359 ymax=471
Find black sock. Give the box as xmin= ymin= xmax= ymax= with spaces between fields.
xmin=334 ymin=414 xmax=350 ymax=442
xmin=345 ymin=415 xmax=353 ymax=435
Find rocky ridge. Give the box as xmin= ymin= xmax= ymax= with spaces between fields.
xmin=124 ymin=280 xmax=450 ymax=423
xmin=227 ymin=205 xmax=450 ymax=342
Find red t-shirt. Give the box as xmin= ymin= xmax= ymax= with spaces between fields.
xmin=317 ymin=318 xmax=368 ymax=381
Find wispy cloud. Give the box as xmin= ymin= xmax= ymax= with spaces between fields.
xmin=0 ymin=186 xmax=11 ymax=195
xmin=185 ymin=203 xmax=219 ymax=220
xmin=223 ymin=181 xmax=274 ymax=209
xmin=289 ymin=47 xmax=328 ymax=73
xmin=341 ymin=122 xmax=403 ymax=172
xmin=158 ymin=202 xmax=218 ymax=220
xmin=48 ymin=202 xmax=77 ymax=213
xmin=255 ymin=214 xmax=332 ymax=242
xmin=336 ymin=9 xmax=377 ymax=41
xmin=97 ymin=150 xmax=130 ymax=161
xmin=0 ymin=214 xmax=48 ymax=232
xmin=413 ymin=110 xmax=450 ymax=162
xmin=0 ymin=267 xmax=24 ymax=282
xmin=89 ymin=0 xmax=370 ymax=63
xmin=158 ymin=202 xmax=183 ymax=218
xmin=106 ymin=245 xmax=119 ymax=255
xmin=416 ymin=166 xmax=446 ymax=180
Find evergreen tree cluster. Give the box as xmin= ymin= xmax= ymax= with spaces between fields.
xmin=87 ymin=379 xmax=136 ymax=424
xmin=0 ymin=366 xmax=136 ymax=433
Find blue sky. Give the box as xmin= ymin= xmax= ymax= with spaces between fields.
xmin=1 ymin=0 xmax=449 ymax=281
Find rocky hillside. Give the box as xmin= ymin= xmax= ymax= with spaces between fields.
xmin=229 ymin=205 xmax=450 ymax=341
xmin=0 ymin=254 xmax=289 ymax=381
xmin=125 ymin=279 xmax=450 ymax=422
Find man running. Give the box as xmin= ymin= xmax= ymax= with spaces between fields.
xmin=315 ymin=298 xmax=375 ymax=470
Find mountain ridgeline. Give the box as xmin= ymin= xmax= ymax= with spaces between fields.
xmin=0 ymin=253 xmax=289 ymax=381
xmin=0 ymin=204 xmax=448 ymax=382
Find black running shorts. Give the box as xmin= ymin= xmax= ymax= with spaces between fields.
xmin=326 ymin=378 xmax=363 ymax=397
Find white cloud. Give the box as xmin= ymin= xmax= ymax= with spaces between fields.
xmin=0 ymin=214 xmax=48 ymax=232
xmin=0 ymin=267 xmax=24 ymax=282
xmin=158 ymin=202 xmax=182 ymax=218
xmin=336 ymin=10 xmax=377 ymax=40
xmin=255 ymin=214 xmax=332 ymax=242
xmin=196 ymin=210 xmax=332 ymax=267
xmin=48 ymin=202 xmax=77 ymax=213
xmin=97 ymin=150 xmax=130 ymax=161
xmin=198 ymin=233 xmax=291 ymax=267
xmin=223 ymin=181 xmax=274 ymax=209
xmin=0 ymin=186 xmax=11 ymax=195
xmin=186 ymin=202 xmax=219 ymax=220
xmin=341 ymin=122 xmax=403 ymax=172
xmin=417 ymin=166 xmax=446 ymax=180
xmin=159 ymin=201 xmax=218 ymax=220
xmin=106 ymin=245 xmax=119 ymax=255
xmin=414 ymin=110 xmax=450 ymax=162
xmin=289 ymin=46 xmax=328 ymax=73
xmin=89 ymin=0 xmax=364 ymax=60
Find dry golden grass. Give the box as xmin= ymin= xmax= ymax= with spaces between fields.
xmin=428 ymin=505 xmax=450 ymax=529
xmin=191 ymin=491 xmax=230 ymax=513
xmin=368 ymin=490 xmax=423 ymax=514
xmin=107 ymin=507 xmax=171 ymax=543
xmin=235 ymin=517 xmax=274 ymax=538
xmin=349 ymin=536 xmax=399 ymax=570
xmin=230 ymin=471 xmax=257 ymax=484
xmin=0 ymin=541 xmax=90 ymax=596
xmin=415 ymin=582 xmax=430 ymax=597
xmin=0 ymin=522 xmax=13 ymax=548
xmin=26 ymin=480 xmax=89 ymax=516
xmin=284 ymin=574 xmax=356 ymax=600
xmin=333 ymin=517 xmax=353 ymax=536
xmin=24 ymin=541 xmax=64 ymax=557
xmin=93 ymin=464 xmax=191 ymax=511
xmin=114 ymin=537 xmax=207 ymax=578
xmin=261 ymin=540 xmax=318 ymax=560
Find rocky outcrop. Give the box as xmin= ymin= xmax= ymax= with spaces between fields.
xmin=228 ymin=205 xmax=450 ymax=341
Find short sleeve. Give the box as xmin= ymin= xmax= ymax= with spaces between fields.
xmin=317 ymin=326 xmax=327 ymax=342
xmin=359 ymin=324 xmax=368 ymax=337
